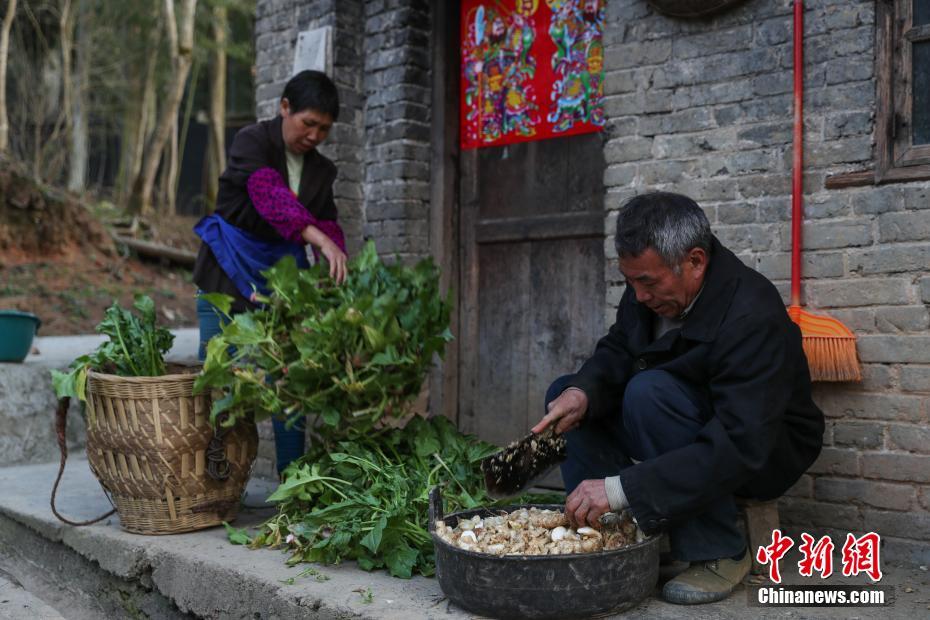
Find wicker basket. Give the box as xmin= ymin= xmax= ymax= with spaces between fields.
xmin=84 ymin=368 xmax=258 ymax=535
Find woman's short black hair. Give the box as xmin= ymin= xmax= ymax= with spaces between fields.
xmin=281 ymin=70 xmax=340 ymax=121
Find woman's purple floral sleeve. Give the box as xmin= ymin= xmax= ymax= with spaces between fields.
xmin=246 ymin=167 xmax=346 ymax=253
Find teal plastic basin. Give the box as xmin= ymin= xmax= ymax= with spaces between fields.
xmin=0 ymin=310 xmax=42 ymax=362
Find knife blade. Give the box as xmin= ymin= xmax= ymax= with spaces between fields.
xmin=480 ymin=426 xmax=567 ymax=498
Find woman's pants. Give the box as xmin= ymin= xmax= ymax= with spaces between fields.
xmin=196 ymin=294 xmax=305 ymax=476
xmin=549 ymin=370 xmax=746 ymax=562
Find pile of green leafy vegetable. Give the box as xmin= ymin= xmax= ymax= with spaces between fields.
xmin=244 ymin=416 xmax=514 ymax=578
xmin=199 ymin=243 xmax=561 ymax=577
xmin=194 ymin=241 xmax=452 ymax=438
xmin=51 ymin=295 xmax=175 ymax=400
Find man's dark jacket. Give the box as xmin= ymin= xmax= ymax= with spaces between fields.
xmin=566 ymin=237 xmax=824 ymax=535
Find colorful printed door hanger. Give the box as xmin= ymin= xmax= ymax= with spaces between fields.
xmin=460 ymin=0 xmax=606 ymax=150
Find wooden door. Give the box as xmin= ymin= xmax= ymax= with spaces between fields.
xmin=458 ymin=134 xmax=606 ymax=487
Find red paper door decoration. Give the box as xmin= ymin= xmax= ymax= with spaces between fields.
xmin=460 ymin=0 xmax=606 ymax=150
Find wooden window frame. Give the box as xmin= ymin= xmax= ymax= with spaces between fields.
xmin=826 ymin=0 xmax=930 ymax=188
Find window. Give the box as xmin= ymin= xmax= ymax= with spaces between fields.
xmin=827 ymin=0 xmax=930 ymax=187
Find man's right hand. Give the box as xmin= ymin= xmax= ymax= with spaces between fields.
xmin=531 ymin=388 xmax=588 ymax=435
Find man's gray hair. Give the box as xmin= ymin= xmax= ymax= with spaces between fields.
xmin=614 ymin=192 xmax=713 ymax=269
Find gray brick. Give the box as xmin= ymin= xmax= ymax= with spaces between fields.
xmin=825 ymin=111 xmax=873 ymax=140
xmin=880 ymin=212 xmax=930 ymax=243
xmin=921 ymin=277 xmax=930 ymax=303
xmin=805 ymin=138 xmax=873 ymax=167
xmin=653 ymin=131 xmax=731 ymax=159
xmin=639 ymin=160 xmax=689 ymax=185
xmin=639 ymin=108 xmax=716 ymax=135
xmin=862 ymin=453 xmax=930 ymax=483
xmin=850 ymin=186 xmax=904 ymax=215
xmin=699 ymin=150 xmax=779 ymax=178
xmin=902 ymin=185 xmax=930 ymax=210
xmin=682 ymin=179 xmax=738 ymax=203
xmin=887 ymin=424 xmax=930 ymax=454
xmin=736 ymin=123 xmax=792 ymax=148
xmin=717 ymin=204 xmax=757 ymax=225
xmin=737 ymin=174 xmax=791 ymax=199
xmin=849 ymin=244 xmax=930 ymax=275
xmin=900 ymin=366 xmax=930 ymax=393
xmin=858 ymin=364 xmax=895 ymax=391
xmin=833 ymin=421 xmax=884 ymax=450
xmin=604 ymin=69 xmax=638 ymax=95
xmin=778 ymin=497 xmax=860 ymax=531
xmin=712 ymin=224 xmax=782 ymax=253
xmin=805 ymin=278 xmax=909 ymax=308
xmin=754 ymin=16 xmax=791 ymax=46
xmin=366 ymin=201 xmax=427 ymax=221
xmin=754 ymin=251 xmax=845 ymax=281
xmin=922 ymin=487 xmax=930 ymax=511
xmin=604 ymin=137 xmax=654 ymax=164
xmin=606 ymin=39 xmax=671 ymax=70
xmin=875 ymin=306 xmax=930 ymax=333
xmin=815 ymin=478 xmax=915 ymax=511
xmin=858 ymin=335 xmax=930 ymax=363
xmin=812 ymin=391 xmax=924 ymax=422
xmin=603 ymin=92 xmax=643 ymax=117
xmin=715 ymin=95 xmax=793 ymax=127
xmin=880 ymin=537 xmax=930 ymax=567
xmin=671 ymin=25 xmax=751 ymax=60
xmin=801 ymin=220 xmax=872 ymax=250
xmin=804 ymin=195 xmax=851 ymax=219
xmin=604 ymin=164 xmax=636 ymax=188
xmin=863 ymin=510 xmax=930 ymax=540
xmin=758 ymin=197 xmax=791 ymax=222
xmin=807 ymin=447 xmax=860 ymax=476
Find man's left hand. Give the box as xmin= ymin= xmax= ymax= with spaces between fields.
xmin=565 ymin=479 xmax=610 ymax=529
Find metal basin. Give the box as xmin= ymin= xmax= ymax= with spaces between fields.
xmin=429 ymin=487 xmax=660 ymax=619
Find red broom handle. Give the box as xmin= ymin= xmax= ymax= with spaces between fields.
xmin=791 ymin=0 xmax=804 ymax=307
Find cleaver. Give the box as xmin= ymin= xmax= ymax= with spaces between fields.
xmin=480 ymin=426 xmax=567 ymax=498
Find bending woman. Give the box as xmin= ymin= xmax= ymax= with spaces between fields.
xmin=193 ymin=70 xmax=348 ymax=475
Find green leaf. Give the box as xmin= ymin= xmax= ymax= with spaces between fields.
xmin=383 ymin=540 xmax=419 ymax=579
xmin=223 ymin=522 xmax=252 ymax=545
xmin=198 ymin=292 xmax=234 ymax=317
xmin=360 ymin=516 xmax=387 ymax=554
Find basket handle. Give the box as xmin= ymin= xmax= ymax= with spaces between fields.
xmin=206 ymin=413 xmax=232 ymax=481
xmin=50 ymin=396 xmax=116 ymax=526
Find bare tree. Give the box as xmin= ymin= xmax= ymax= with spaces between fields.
xmin=205 ymin=1 xmax=225 ymax=210
xmin=0 ymin=0 xmax=18 ymax=154
xmin=129 ymin=0 xmax=197 ymax=215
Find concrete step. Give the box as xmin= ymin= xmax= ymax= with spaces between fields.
xmin=2 ymin=459 xmax=928 ymax=619
xmin=0 ymin=571 xmax=65 ymax=620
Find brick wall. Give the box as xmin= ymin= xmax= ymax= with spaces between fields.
xmin=362 ymin=0 xmax=432 ymax=262
xmin=603 ymin=0 xmax=930 ymax=565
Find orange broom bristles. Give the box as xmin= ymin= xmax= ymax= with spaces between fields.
xmin=788 ymin=305 xmax=861 ymax=382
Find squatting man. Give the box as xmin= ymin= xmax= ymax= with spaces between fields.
xmin=532 ymin=192 xmax=824 ymax=604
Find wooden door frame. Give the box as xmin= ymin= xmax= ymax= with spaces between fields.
xmin=429 ymin=0 xmax=461 ymax=423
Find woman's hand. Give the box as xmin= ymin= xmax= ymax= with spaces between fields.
xmin=301 ymin=224 xmax=348 ymax=284
xmin=319 ymin=238 xmax=347 ymax=284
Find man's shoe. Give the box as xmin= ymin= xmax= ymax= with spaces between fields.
xmin=661 ymin=551 xmax=750 ymax=605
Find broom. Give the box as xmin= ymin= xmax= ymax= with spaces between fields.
xmin=788 ymin=0 xmax=860 ymax=382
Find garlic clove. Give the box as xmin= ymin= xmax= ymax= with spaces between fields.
xmin=577 ymin=527 xmax=602 ymax=538
xmin=550 ymin=526 xmax=567 ymax=542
